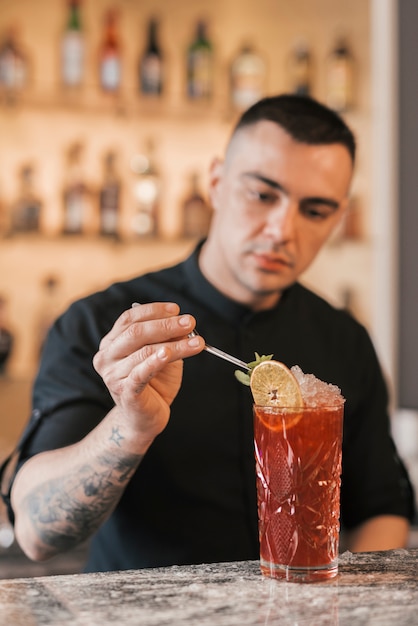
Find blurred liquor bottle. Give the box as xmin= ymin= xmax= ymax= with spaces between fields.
xmin=130 ymin=139 xmax=160 ymax=238
xmin=0 ymin=26 xmax=28 ymax=103
xmin=61 ymin=0 xmax=84 ymax=88
xmin=180 ymin=172 xmax=212 ymax=239
xmin=340 ymin=285 xmax=361 ymax=321
xmin=10 ymin=164 xmax=42 ymax=234
xmin=230 ymin=44 xmax=266 ymax=111
xmin=0 ymin=295 xmax=13 ymax=377
xmin=62 ymin=142 xmax=93 ymax=235
xmin=342 ymin=195 xmax=363 ymax=241
xmin=99 ymin=150 xmax=121 ymax=239
xmin=37 ymin=275 xmax=62 ymax=358
xmin=187 ymin=20 xmax=213 ymax=100
xmin=328 ymin=194 xmax=363 ymax=247
xmin=288 ymin=39 xmax=312 ymax=96
xmin=139 ymin=18 xmax=163 ymax=96
xmin=326 ymin=38 xmax=354 ymax=113
xmin=99 ymin=9 xmax=121 ymax=93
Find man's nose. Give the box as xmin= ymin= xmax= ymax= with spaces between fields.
xmin=263 ymin=203 xmax=297 ymax=241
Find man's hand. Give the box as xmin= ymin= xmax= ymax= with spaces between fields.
xmin=92 ymin=302 xmax=204 ymax=443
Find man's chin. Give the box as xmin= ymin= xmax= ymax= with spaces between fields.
xmin=252 ymin=273 xmax=296 ymax=295
xmin=249 ymin=280 xmax=294 ymax=299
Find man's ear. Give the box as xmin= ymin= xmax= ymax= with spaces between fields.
xmin=208 ymin=157 xmax=224 ymax=212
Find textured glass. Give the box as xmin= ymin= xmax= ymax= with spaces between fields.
xmin=254 ymin=405 xmax=343 ymax=582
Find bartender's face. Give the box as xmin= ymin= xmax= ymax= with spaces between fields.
xmin=203 ymin=121 xmax=353 ymax=310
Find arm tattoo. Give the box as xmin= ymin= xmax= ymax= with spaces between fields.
xmin=110 ymin=426 xmax=124 ymax=447
xmin=23 ymin=447 xmax=143 ymax=555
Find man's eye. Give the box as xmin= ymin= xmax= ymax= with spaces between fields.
xmin=301 ymin=205 xmax=333 ymax=220
xmin=249 ymin=190 xmax=276 ymax=203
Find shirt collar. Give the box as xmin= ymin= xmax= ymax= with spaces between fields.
xmin=181 ymin=241 xmax=293 ymax=325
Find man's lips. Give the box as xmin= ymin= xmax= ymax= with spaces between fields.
xmin=252 ymin=252 xmax=292 ymax=272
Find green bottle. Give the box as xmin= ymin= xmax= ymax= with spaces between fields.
xmin=187 ymin=20 xmax=213 ymax=100
xmin=61 ymin=0 xmax=84 ymax=87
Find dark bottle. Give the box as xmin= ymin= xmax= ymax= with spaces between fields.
xmin=187 ymin=20 xmax=213 ymax=100
xmin=181 ymin=172 xmax=212 ymax=239
xmin=326 ymin=38 xmax=354 ymax=113
xmin=139 ymin=18 xmax=163 ymax=96
xmin=10 ymin=164 xmax=42 ymax=234
xmin=130 ymin=139 xmax=160 ymax=238
xmin=288 ymin=39 xmax=312 ymax=97
xmin=340 ymin=286 xmax=360 ymax=321
xmin=61 ymin=0 xmax=84 ymax=88
xmin=0 ymin=26 xmax=28 ymax=102
xmin=37 ymin=275 xmax=61 ymax=357
xmin=99 ymin=9 xmax=121 ymax=93
xmin=0 ymin=295 xmax=13 ymax=376
xmin=99 ymin=150 xmax=121 ymax=238
xmin=62 ymin=142 xmax=92 ymax=235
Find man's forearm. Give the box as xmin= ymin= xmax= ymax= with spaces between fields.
xmin=20 ymin=448 xmax=142 ymax=559
xmin=11 ymin=415 xmax=148 ymax=561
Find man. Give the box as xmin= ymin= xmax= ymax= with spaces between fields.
xmin=6 ymin=95 xmax=415 ymax=572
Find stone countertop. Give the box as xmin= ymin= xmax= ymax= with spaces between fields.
xmin=0 ymin=549 xmax=417 ymax=626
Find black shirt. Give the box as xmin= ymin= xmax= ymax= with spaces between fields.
xmin=17 ymin=245 xmax=415 ymax=572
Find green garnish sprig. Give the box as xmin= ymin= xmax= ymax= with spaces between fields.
xmin=234 ymin=352 xmax=274 ymax=386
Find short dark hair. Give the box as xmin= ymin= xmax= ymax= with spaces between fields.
xmin=232 ymin=94 xmax=356 ymax=162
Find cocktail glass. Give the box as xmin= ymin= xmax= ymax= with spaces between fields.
xmin=254 ymin=402 xmax=344 ymax=582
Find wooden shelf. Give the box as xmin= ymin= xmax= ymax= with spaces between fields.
xmin=0 ymin=88 xmax=237 ymax=124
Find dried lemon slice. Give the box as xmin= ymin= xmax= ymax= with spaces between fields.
xmin=250 ymin=360 xmax=303 ymax=407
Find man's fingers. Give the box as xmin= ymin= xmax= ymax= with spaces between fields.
xmin=100 ymin=302 xmax=181 ymax=349
xmin=99 ymin=302 xmax=194 ymax=357
xmin=93 ymin=301 xmax=204 ymax=404
xmin=100 ymin=313 xmax=196 ymax=361
xmin=94 ymin=333 xmax=204 ymax=383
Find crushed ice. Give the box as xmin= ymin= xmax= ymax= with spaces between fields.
xmin=291 ymin=365 xmax=345 ymax=408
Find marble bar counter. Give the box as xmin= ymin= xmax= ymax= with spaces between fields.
xmin=0 ymin=549 xmax=417 ymax=626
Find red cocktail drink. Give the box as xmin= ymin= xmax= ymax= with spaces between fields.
xmin=254 ymin=401 xmax=344 ymax=582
